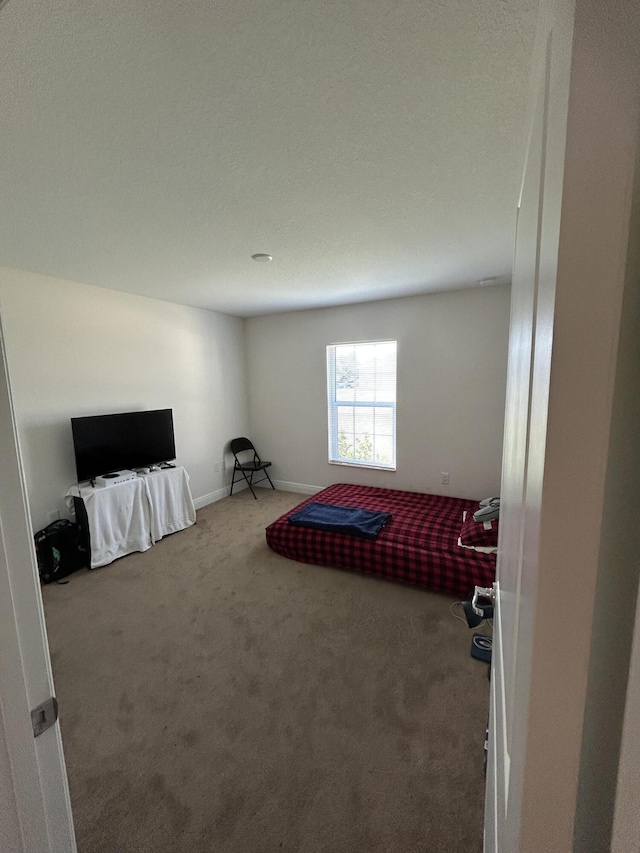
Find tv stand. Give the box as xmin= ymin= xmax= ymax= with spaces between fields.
xmin=65 ymin=467 xmax=195 ymax=568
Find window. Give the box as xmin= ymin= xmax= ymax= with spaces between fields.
xmin=327 ymin=340 xmax=397 ymax=469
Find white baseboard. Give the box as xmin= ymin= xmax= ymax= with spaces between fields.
xmin=271 ymin=480 xmax=323 ymax=495
xmin=193 ymin=487 xmax=227 ymax=509
xmin=193 ymin=479 xmax=320 ymax=509
xmin=193 ymin=482 xmax=246 ymax=508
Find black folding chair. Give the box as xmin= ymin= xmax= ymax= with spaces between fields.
xmin=229 ymin=437 xmax=275 ymax=499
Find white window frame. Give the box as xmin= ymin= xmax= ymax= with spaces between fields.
xmin=326 ymin=340 xmax=397 ymax=471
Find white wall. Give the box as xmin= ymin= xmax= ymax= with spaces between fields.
xmin=245 ymin=285 xmax=510 ymax=499
xmin=0 ymin=268 xmax=249 ymax=531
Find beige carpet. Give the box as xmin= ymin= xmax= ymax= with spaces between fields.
xmin=42 ymin=488 xmax=489 ymax=853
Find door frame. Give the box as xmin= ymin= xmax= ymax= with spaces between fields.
xmin=612 ymin=579 xmax=640 ymax=852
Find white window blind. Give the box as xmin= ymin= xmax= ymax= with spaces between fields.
xmin=326 ymin=340 xmax=397 ymax=469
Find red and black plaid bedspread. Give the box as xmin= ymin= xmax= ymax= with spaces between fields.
xmin=265 ymin=483 xmax=496 ymax=599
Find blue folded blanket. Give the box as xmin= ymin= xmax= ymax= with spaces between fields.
xmin=287 ymin=502 xmax=392 ymax=539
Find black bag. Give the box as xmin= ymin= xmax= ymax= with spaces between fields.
xmin=34 ymin=519 xmax=87 ymax=584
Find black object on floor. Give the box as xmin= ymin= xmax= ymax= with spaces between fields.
xmin=470 ymin=633 xmax=492 ymax=663
xmin=461 ymin=598 xmax=493 ymax=628
xmin=34 ymin=519 xmax=88 ymax=584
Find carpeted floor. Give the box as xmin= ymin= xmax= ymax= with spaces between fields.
xmin=42 ymin=488 xmax=489 ymax=853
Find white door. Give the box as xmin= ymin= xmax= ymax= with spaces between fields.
xmin=0 ymin=313 xmax=76 ymax=852
xmin=486 ymin=0 xmax=640 ymax=849
xmin=485 ymin=9 xmax=572 ymax=842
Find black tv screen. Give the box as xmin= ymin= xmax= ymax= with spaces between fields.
xmin=71 ymin=409 xmax=176 ymax=482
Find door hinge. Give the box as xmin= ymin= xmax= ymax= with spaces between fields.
xmin=31 ymin=696 xmax=58 ymax=738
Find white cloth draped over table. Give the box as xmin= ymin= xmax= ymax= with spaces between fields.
xmin=65 ymin=467 xmax=196 ymax=568
xmin=137 ymin=467 xmax=197 ymax=542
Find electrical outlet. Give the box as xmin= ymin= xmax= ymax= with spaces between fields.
xmin=441 ymin=472 xmax=450 ymax=485
xmin=47 ymin=510 xmax=60 ymax=524
xmin=214 ymin=461 xmax=221 ymax=473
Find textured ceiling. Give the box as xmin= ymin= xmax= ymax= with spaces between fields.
xmin=0 ymin=0 xmax=538 ymax=317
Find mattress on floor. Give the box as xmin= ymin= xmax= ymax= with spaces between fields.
xmin=265 ymin=483 xmax=496 ymax=599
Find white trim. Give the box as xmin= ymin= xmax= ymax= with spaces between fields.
xmin=193 ymin=486 xmax=228 ymax=509
xmin=193 ymin=481 xmax=321 ymax=507
xmin=192 ymin=482 xmax=247 ymax=509
xmin=612 ymin=580 xmax=640 ymax=851
xmin=271 ymin=480 xmax=323 ymax=495
xmin=328 ymin=461 xmax=396 ymax=472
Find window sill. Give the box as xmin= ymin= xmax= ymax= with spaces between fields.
xmin=329 ymin=461 xmax=396 ymax=472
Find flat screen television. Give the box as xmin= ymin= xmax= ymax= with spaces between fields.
xmin=71 ymin=409 xmax=176 ymax=482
